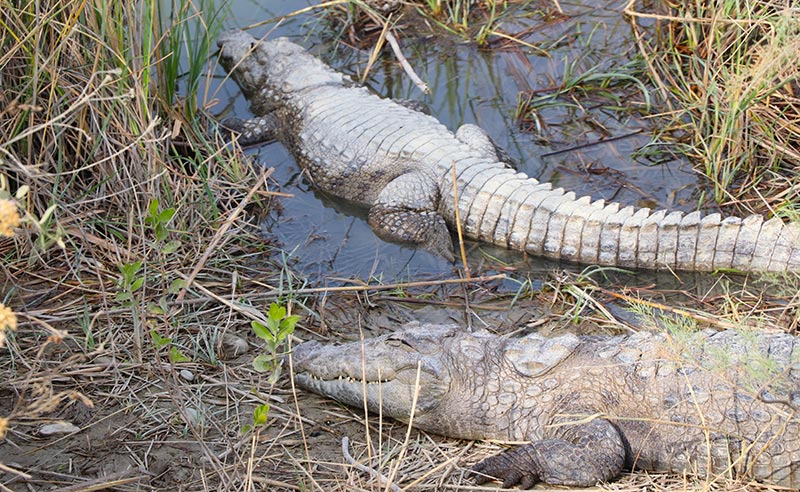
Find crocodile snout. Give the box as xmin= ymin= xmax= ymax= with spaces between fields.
xmin=216 ymin=29 xmax=249 ymax=49
xmin=290 ymin=339 xmax=323 ymax=369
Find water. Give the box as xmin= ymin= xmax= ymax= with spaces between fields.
xmin=211 ymin=0 xmax=704 ymax=283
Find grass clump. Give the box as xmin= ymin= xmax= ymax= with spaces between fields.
xmin=415 ymin=0 xmax=512 ymax=44
xmin=0 ymin=1 xmax=294 ymax=488
xmin=626 ymin=0 xmax=800 ymax=212
xmin=516 ymin=59 xmax=652 ymax=141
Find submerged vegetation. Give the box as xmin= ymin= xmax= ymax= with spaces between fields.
xmin=0 ymin=0 xmax=798 ymax=490
xmin=324 ymin=0 xmax=540 ymax=46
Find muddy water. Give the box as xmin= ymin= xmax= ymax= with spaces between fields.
xmin=213 ymin=0 xmax=704 ymax=282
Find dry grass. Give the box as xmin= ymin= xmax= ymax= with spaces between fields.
xmin=0 ymin=0 xmax=798 ymax=491
xmin=0 ymin=0 xmax=288 ymax=489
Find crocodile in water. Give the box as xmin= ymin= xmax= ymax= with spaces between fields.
xmin=217 ymin=30 xmax=800 ymax=272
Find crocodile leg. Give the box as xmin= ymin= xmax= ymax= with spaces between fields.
xmin=368 ymin=171 xmax=455 ymax=260
xmin=472 ymin=418 xmax=625 ymax=488
xmin=456 ymin=123 xmax=517 ymax=167
xmin=220 ymin=113 xmax=279 ymax=146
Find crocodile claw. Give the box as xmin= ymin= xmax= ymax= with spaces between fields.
xmin=219 ymin=115 xmax=277 ymax=146
xmin=472 ymin=452 xmax=539 ymax=489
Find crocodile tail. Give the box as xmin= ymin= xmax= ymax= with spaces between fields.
xmin=454 ymin=173 xmax=800 ymax=272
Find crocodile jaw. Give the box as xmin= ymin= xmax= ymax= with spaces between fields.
xmin=294 ymin=370 xmax=447 ymax=421
xmin=292 ymin=331 xmax=452 ymax=421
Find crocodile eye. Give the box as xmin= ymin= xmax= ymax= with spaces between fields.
xmin=386 ymin=336 xmax=415 ymax=351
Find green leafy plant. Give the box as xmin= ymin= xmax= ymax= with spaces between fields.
xmin=151 ymin=329 xmax=171 ymax=349
xmin=169 ymin=346 xmax=191 ymax=363
xmin=150 ymin=329 xmax=191 ymax=363
xmin=242 ymin=403 xmax=271 ymax=434
xmin=252 ymin=303 xmax=299 ymax=384
xmin=116 ymin=261 xmax=144 ymax=306
xmin=117 ymin=200 xmax=188 ymax=362
xmin=145 ymin=198 xmax=181 ymax=253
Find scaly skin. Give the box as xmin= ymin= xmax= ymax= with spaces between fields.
xmin=217 ymin=30 xmax=800 ymax=272
xmin=293 ymin=324 xmax=800 ymax=488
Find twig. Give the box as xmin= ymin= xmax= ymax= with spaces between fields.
xmin=362 ymin=14 xmax=392 ymax=86
xmin=244 ymin=0 xmax=352 ymax=30
xmin=245 ymin=432 xmax=256 ymax=492
xmin=0 ymin=463 xmax=32 ymax=480
xmin=451 ymin=161 xmax=471 ymax=279
xmin=182 ymin=273 xmax=504 ymax=327
xmin=197 ymin=374 xmax=317 ymax=428
xmin=177 ymin=168 xmax=272 ymax=301
xmin=252 ymin=273 xmax=505 ymax=297
xmin=384 ymin=362 xmax=423 ymax=491
xmin=540 ymin=130 xmax=643 ymax=158
xmin=402 ymin=443 xmax=468 ymax=490
xmin=342 ymin=436 xmax=402 ymax=492
xmin=286 ymin=453 xmax=326 ymax=492
xmin=488 ymin=31 xmax=549 ymax=56
xmin=623 ymin=1 xmax=770 ymax=26
xmin=45 ymin=470 xmax=148 ymax=492
xmin=372 ymin=296 xmax=509 ymax=310
xmin=287 ymin=337 xmax=313 ymax=477
xmin=385 ymin=31 xmax=429 ymax=94
xmin=175 ymin=274 xmax=273 ymax=329
xmin=249 ymin=477 xmax=302 ymax=490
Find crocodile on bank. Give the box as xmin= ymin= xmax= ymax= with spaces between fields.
xmin=217 ymin=30 xmax=800 ymax=272
xmin=293 ymin=323 xmax=800 ymax=488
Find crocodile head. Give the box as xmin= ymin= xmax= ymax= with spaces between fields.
xmin=293 ymin=324 xmax=454 ymax=424
xmin=293 ymin=323 xmax=531 ymax=439
xmin=217 ymin=30 xmax=345 ymax=107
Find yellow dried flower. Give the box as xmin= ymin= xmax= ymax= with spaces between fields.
xmin=0 ymin=303 xmax=17 ymax=333
xmin=0 ymin=199 xmax=21 ymax=237
xmin=0 ymin=303 xmax=17 ymax=347
xmin=0 ymin=417 xmax=8 ymax=439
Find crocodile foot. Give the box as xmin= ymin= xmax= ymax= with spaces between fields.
xmin=368 ymin=204 xmax=454 ymax=261
xmin=219 ymin=114 xmax=278 ymax=146
xmin=472 ymin=418 xmax=625 ymax=488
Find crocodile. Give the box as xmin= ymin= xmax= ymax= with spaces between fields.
xmin=217 ymin=30 xmax=800 ymax=272
xmin=292 ymin=323 xmax=800 ymax=488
